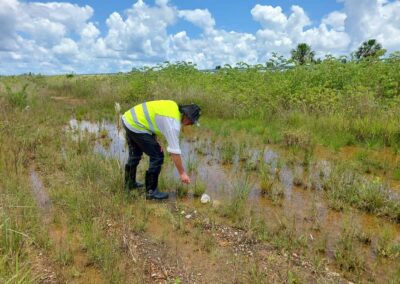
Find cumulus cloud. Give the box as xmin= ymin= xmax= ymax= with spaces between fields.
xmin=53 ymin=38 xmax=79 ymax=56
xmin=80 ymin=23 xmax=100 ymax=42
xmin=342 ymin=0 xmax=400 ymax=50
xmin=16 ymin=2 xmax=93 ymax=46
xmin=0 ymin=0 xmax=19 ymax=51
xmin=0 ymin=0 xmax=400 ymax=74
xmin=252 ymin=4 xmax=350 ymax=56
xmin=178 ymin=9 xmax=215 ymax=32
xmin=322 ymin=11 xmax=347 ymax=31
xmin=19 ymin=2 xmax=93 ymax=32
xmin=251 ymin=5 xmax=287 ymax=29
xmin=103 ymin=0 xmax=177 ymax=60
xmin=170 ymin=30 xmax=257 ymax=68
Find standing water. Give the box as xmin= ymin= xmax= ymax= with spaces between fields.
xmin=67 ymin=119 xmax=400 ymax=282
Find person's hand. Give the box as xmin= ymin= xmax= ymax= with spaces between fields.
xmin=180 ymin=172 xmax=191 ymax=184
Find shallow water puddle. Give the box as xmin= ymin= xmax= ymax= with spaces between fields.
xmin=68 ymin=119 xmax=127 ymax=164
xmin=68 ymin=119 xmax=400 ymax=281
xmin=29 ymin=169 xmax=51 ymax=215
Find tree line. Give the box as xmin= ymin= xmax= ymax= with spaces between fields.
xmin=290 ymin=39 xmax=389 ymax=66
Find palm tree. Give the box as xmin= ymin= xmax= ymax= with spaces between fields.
xmin=290 ymin=43 xmax=316 ymax=65
xmin=355 ymin=39 xmax=385 ymax=59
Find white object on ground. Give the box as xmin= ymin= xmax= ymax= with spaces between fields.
xmin=114 ymin=102 xmax=121 ymax=114
xmin=200 ymin=193 xmax=211 ymax=204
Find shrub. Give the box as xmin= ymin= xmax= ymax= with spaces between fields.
xmin=6 ymin=84 xmax=28 ymax=108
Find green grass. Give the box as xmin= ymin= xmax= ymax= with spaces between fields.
xmin=2 ymin=60 xmax=400 ymax=283
xmin=334 ymin=222 xmax=365 ymax=275
xmin=220 ymin=176 xmax=251 ymax=222
xmin=322 ymin=163 xmax=400 ymax=222
xmin=376 ymin=226 xmax=400 ymax=258
xmin=192 ymin=179 xmax=206 ymax=198
xmin=355 ymin=150 xmax=385 ymax=174
xmin=220 ymin=140 xmax=236 ymax=165
xmin=0 ymin=105 xmax=47 ymax=282
xmin=259 ymin=164 xmax=274 ymax=196
xmin=393 ymin=167 xmax=400 ymax=181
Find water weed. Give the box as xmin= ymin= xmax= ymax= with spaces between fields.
xmin=259 ymin=164 xmax=274 ymax=196
xmin=376 ymin=226 xmax=400 ymax=258
xmin=185 ymin=153 xmax=199 ymax=174
xmin=192 ymin=178 xmax=206 ymax=198
xmin=271 ymin=216 xmax=303 ymax=251
xmin=220 ymin=140 xmax=236 ymax=165
xmin=176 ymin=182 xmax=189 ymax=198
xmin=334 ymin=219 xmax=365 ymax=274
xmin=355 ymin=150 xmax=384 ymax=174
xmin=221 ymin=176 xmax=251 ymax=222
xmin=324 ymin=163 xmax=400 ymax=221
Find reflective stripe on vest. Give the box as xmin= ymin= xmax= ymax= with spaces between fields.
xmin=130 ymin=107 xmax=145 ymax=129
xmin=142 ymin=103 xmax=155 ymax=133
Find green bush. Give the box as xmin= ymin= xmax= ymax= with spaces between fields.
xmin=6 ymin=84 xmax=28 ymax=108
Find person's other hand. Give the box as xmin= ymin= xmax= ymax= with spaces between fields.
xmin=180 ymin=172 xmax=191 ymax=184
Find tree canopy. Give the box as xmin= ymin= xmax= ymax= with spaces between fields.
xmin=355 ymin=39 xmax=386 ymax=59
xmin=290 ymin=43 xmax=316 ymax=65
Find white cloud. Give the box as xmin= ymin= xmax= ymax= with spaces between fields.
xmin=19 ymin=2 xmax=93 ymax=33
xmin=81 ymin=22 xmax=100 ymax=41
xmin=322 ymin=11 xmax=347 ymax=31
xmin=0 ymin=0 xmax=400 ymax=74
xmin=0 ymin=0 xmax=19 ymax=51
xmin=53 ymin=38 xmax=79 ymax=56
xmin=13 ymin=1 xmax=93 ymax=49
xmin=168 ymin=29 xmax=257 ymax=69
xmin=178 ymin=9 xmax=215 ymax=32
xmin=251 ymin=5 xmax=287 ymax=29
xmin=252 ymin=4 xmax=350 ymax=56
xmin=286 ymin=5 xmax=311 ymax=35
xmin=342 ymin=0 xmax=400 ymax=50
xmin=103 ymin=0 xmax=177 ymax=58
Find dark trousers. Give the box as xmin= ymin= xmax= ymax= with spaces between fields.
xmin=124 ymin=125 xmax=164 ymax=174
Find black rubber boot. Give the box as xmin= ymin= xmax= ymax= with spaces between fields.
xmin=124 ymin=165 xmax=144 ymax=192
xmin=145 ymin=171 xmax=169 ymax=200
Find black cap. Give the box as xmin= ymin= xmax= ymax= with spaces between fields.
xmin=179 ymin=104 xmax=201 ymax=124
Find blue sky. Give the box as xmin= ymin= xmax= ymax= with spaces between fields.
xmin=1 ymin=0 xmax=399 ymax=74
xmin=30 ymin=0 xmax=344 ymax=37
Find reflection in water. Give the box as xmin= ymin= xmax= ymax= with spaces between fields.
xmin=264 ymin=148 xmax=279 ymax=170
xmin=68 ymin=119 xmax=127 ymax=164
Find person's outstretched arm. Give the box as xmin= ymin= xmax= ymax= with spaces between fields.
xmin=155 ymin=115 xmax=191 ymax=184
xmin=170 ymin=153 xmax=191 ymax=184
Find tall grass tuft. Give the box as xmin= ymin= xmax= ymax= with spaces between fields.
xmin=221 ymin=176 xmax=251 ymax=222
xmin=334 ymin=220 xmax=365 ymax=274
xmin=192 ymin=178 xmax=206 ymax=198
xmin=324 ymin=163 xmax=400 ymax=221
xmin=220 ymin=141 xmax=236 ymax=165
xmin=5 ymin=84 xmax=29 ymax=108
xmin=376 ymin=226 xmax=400 ymax=258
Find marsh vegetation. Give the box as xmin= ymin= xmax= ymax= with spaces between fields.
xmin=1 ymin=57 xmax=400 ymax=283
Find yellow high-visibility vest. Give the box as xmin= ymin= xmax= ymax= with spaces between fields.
xmin=123 ymin=100 xmax=181 ymax=135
